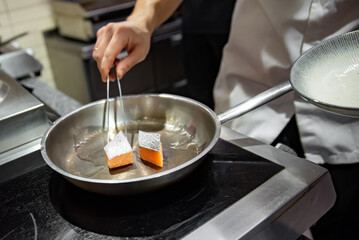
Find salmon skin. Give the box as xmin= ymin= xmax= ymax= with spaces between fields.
xmin=104 ymin=131 xmax=133 ymax=169
xmin=138 ymin=131 xmax=163 ymax=167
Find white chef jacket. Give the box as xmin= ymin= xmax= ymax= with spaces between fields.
xmin=214 ymin=0 xmax=359 ymax=164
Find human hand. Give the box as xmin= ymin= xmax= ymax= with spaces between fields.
xmin=92 ymin=21 xmax=151 ymax=82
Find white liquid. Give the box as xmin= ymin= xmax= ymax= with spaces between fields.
xmin=304 ymin=63 xmax=359 ymax=108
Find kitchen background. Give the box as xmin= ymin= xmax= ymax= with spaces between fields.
xmin=0 ymin=0 xmax=185 ymax=104
xmin=0 ymin=2 xmax=335 ymax=239
xmin=0 ymin=0 xmax=56 ymax=87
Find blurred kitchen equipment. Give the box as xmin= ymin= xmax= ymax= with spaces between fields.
xmin=0 ymin=32 xmax=27 ymax=48
xmin=52 ymin=0 xmax=135 ymax=41
xmin=0 ymin=32 xmax=28 ymax=48
xmin=0 ymin=71 xmax=49 ymax=164
xmin=0 ymin=42 xmax=82 ymax=168
xmin=45 ymin=0 xmax=184 ymax=104
xmin=0 ymin=47 xmax=47 ymax=159
xmin=0 ymin=50 xmax=42 ymax=79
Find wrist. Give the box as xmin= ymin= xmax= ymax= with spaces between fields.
xmin=126 ymin=14 xmax=155 ymax=35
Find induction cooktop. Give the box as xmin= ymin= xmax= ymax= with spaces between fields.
xmin=0 ymin=138 xmax=283 ymax=239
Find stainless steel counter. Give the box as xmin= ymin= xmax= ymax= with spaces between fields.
xmin=0 ymin=69 xmax=82 ymax=166
xmin=185 ymin=127 xmax=336 ymax=240
xmin=0 ymin=70 xmax=49 ymax=158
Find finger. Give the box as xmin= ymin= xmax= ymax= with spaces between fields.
xmin=109 ymin=71 xmax=116 ymax=82
xmin=93 ymin=27 xmax=108 ymax=64
xmin=94 ymin=25 xmax=117 ymax=82
xmin=101 ymin=28 xmax=127 ymax=82
xmin=116 ymin=47 xmax=147 ymax=79
xmin=93 ymin=43 xmax=108 ymax=82
xmin=112 ymin=59 xmax=120 ymax=81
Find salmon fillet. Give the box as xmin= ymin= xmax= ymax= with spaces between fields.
xmin=138 ymin=131 xmax=163 ymax=167
xmin=104 ymin=131 xmax=133 ymax=169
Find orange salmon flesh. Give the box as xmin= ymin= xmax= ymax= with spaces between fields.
xmin=105 ymin=150 xmax=133 ymax=169
xmin=139 ymin=142 xmax=163 ymax=167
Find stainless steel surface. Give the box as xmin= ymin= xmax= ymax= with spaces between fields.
xmin=20 ymin=77 xmax=82 ymax=117
xmin=41 ymin=94 xmax=220 ymax=195
xmin=106 ymin=76 xmax=110 ymax=142
xmin=0 ymin=70 xmax=49 ymax=156
xmin=0 ymin=50 xmax=42 ymax=79
xmin=218 ymin=30 xmax=359 ymax=122
xmin=0 ymin=76 xmax=81 ymax=165
xmin=0 ymin=78 xmax=9 ymax=103
xmin=184 ymin=127 xmax=336 ymax=240
xmin=0 ymin=138 xmax=42 ymax=166
xmin=218 ymin=81 xmax=292 ymax=124
xmin=117 ymin=73 xmax=127 ymax=137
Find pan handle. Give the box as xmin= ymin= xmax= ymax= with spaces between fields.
xmin=218 ymin=81 xmax=293 ymax=124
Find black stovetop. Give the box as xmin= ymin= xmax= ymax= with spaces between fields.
xmin=0 ymin=139 xmax=283 ymax=239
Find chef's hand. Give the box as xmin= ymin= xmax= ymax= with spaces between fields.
xmin=93 ymin=0 xmax=182 ymax=82
xmin=92 ymin=20 xmax=151 ymax=82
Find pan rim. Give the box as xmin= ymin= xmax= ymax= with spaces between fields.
xmin=40 ymin=93 xmax=221 ymax=185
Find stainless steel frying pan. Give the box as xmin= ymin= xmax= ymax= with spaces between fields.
xmin=41 ymin=30 xmax=359 ymax=195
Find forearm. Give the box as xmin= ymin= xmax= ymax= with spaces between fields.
xmin=127 ymin=0 xmax=182 ymax=35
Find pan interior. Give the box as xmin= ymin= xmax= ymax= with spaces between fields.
xmin=44 ymin=95 xmax=219 ymax=181
xmin=291 ymin=31 xmax=359 ymax=112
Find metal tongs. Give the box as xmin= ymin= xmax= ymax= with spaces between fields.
xmin=106 ymin=72 xmax=127 ymax=143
